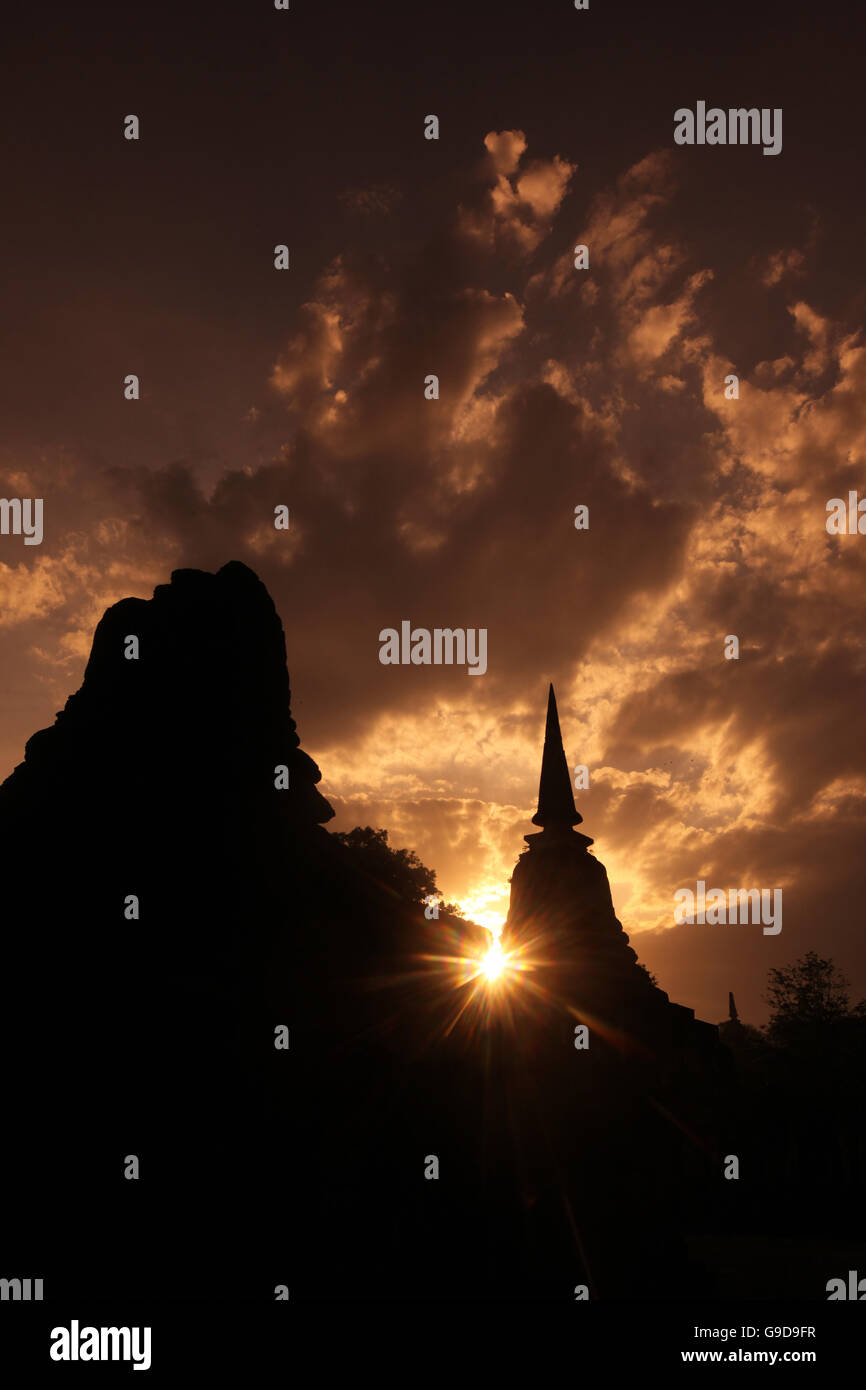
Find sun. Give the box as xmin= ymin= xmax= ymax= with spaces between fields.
xmin=481 ymin=938 xmax=507 ymax=982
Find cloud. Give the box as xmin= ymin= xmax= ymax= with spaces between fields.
xmin=457 ymin=129 xmax=577 ymax=255
xmin=762 ymin=248 xmax=806 ymax=287
xmin=2 ymin=131 xmax=865 ymax=1025
xmin=338 ymin=184 xmax=402 ymax=217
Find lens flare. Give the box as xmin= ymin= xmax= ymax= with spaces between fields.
xmin=482 ymin=938 xmax=507 ymax=981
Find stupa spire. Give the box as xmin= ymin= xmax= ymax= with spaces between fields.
xmin=531 ymin=684 xmax=583 ymax=828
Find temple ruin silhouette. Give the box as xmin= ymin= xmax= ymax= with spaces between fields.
xmin=505 ymin=683 xmax=720 ymax=1062
xmin=0 ymin=562 xmax=728 ymax=1301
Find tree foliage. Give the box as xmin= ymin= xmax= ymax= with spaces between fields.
xmin=764 ymin=950 xmax=862 ymax=1045
xmin=332 ymin=826 xmax=438 ymax=908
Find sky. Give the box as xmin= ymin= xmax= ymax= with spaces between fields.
xmin=2 ymin=0 xmax=865 ymax=1023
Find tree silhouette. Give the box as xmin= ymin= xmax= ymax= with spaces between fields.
xmin=764 ymin=950 xmax=863 ymax=1046
xmin=332 ymin=826 xmax=438 ymax=908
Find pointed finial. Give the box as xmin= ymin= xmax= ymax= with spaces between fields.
xmin=531 ymin=684 xmax=583 ymax=828
xmin=728 ymin=991 xmax=739 ymax=1021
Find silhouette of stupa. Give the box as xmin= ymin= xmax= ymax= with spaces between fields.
xmin=505 ymin=682 xmax=718 ymax=1052
xmin=531 ymin=684 xmax=589 ymax=836
xmin=718 ymin=990 xmax=752 ymax=1047
xmin=491 ymin=685 xmax=726 ymax=1297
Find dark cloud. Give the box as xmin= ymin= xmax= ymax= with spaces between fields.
xmin=2 ymin=106 xmax=865 ymax=1023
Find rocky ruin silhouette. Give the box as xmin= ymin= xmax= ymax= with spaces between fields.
xmin=0 ymin=562 xmax=753 ymax=1301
